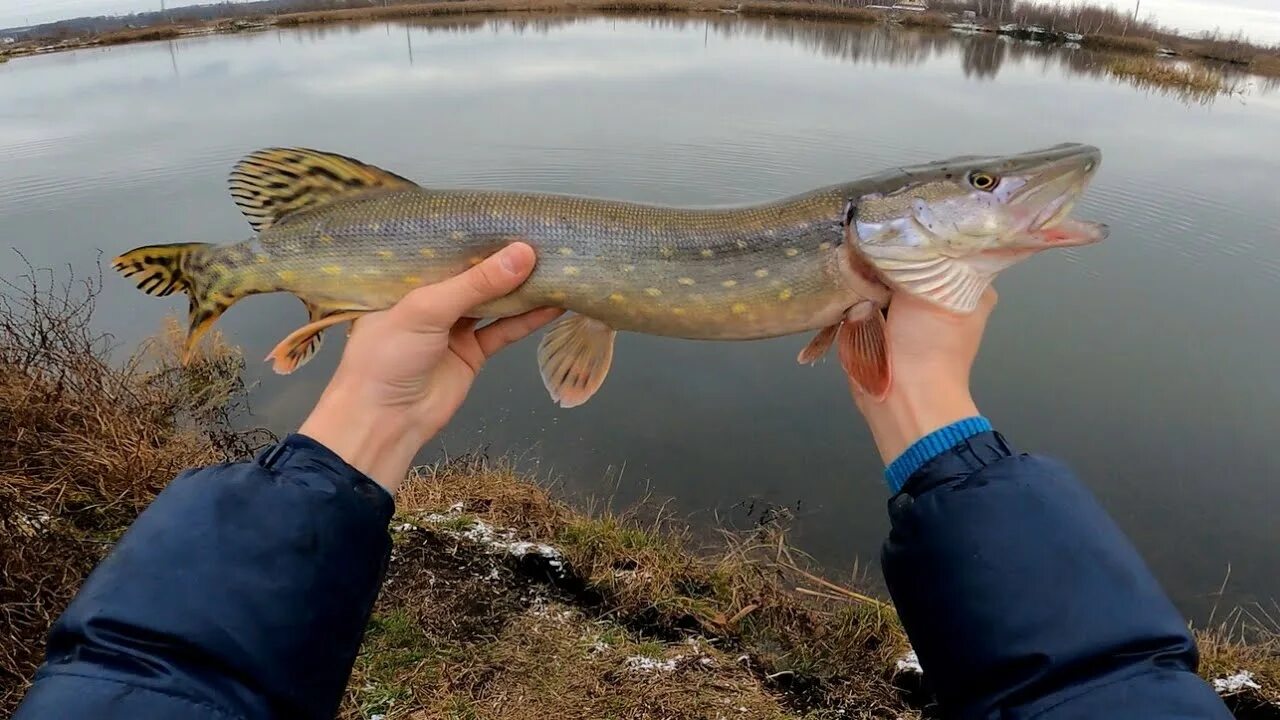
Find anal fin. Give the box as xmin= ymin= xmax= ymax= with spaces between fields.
xmin=837 ymin=305 xmax=891 ymax=400
xmin=271 ymin=301 xmax=342 ymax=374
xmin=537 ymin=315 xmax=617 ymax=408
xmin=268 ymin=309 xmax=369 ymax=375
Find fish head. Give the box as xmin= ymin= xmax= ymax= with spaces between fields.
xmin=848 ymin=143 xmax=1108 ymax=313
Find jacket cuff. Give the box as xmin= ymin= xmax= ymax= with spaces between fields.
xmin=884 ymin=417 xmax=993 ymax=493
xmin=259 ymin=433 xmax=395 ymax=510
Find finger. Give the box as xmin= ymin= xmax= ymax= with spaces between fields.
xmin=476 ymin=307 xmax=565 ymax=358
xmin=391 ymin=242 xmax=537 ymax=333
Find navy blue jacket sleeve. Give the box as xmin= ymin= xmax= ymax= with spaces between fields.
xmin=14 ymin=433 xmax=394 ymax=720
xmin=881 ymin=430 xmax=1230 ymax=719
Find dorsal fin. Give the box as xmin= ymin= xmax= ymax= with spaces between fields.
xmin=227 ymin=148 xmax=417 ymax=232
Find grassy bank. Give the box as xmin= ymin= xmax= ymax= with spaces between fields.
xmin=1104 ymin=56 xmax=1238 ymax=102
xmin=1 ymin=269 xmax=1277 ymax=718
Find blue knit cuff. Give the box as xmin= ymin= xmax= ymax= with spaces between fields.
xmin=884 ymin=416 xmax=993 ymax=493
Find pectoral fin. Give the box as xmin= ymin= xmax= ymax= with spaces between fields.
xmin=268 ymin=309 xmax=369 ymax=374
xmin=537 ymin=314 xmax=616 ymax=408
xmin=837 ymin=305 xmax=891 ymax=400
xmin=870 ymin=253 xmax=990 ymax=314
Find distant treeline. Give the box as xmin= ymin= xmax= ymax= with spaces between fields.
xmin=5 ymin=0 xmax=1278 ymax=68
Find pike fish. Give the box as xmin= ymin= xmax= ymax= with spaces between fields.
xmin=112 ymin=144 xmax=1106 ymax=407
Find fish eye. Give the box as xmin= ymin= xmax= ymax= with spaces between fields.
xmin=968 ymin=171 xmax=999 ymax=192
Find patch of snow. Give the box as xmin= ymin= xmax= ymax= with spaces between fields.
xmin=589 ymin=638 xmax=611 ymax=654
xmin=485 ymin=566 xmax=502 ymax=581
xmin=895 ymin=650 xmax=922 ymax=675
xmin=698 ymin=657 xmax=715 ymax=667
xmin=370 ymin=715 xmax=385 ymax=720
xmin=406 ymin=511 xmax=571 ymax=578
xmin=1212 ymin=670 xmax=1261 ymax=695
xmin=626 ymin=655 xmax=681 ymax=673
xmin=448 ymin=501 xmax=466 ymax=513
xmin=392 ymin=522 xmax=415 ymax=532
xmin=508 ymin=541 xmax=567 ymax=575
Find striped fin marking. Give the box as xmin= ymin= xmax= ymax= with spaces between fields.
xmin=111 ymin=243 xmax=212 ymax=298
xmin=227 ymin=148 xmax=418 ymax=233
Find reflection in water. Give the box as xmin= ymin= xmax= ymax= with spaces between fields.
xmin=338 ymin=13 xmax=1276 ymax=103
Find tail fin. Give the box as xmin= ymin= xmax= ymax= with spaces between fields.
xmin=112 ymin=243 xmax=226 ymax=364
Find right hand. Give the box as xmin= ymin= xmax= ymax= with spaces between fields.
xmin=851 ymin=288 xmax=998 ymax=464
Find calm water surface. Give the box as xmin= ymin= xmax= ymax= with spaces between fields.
xmin=3 ymin=16 xmax=1278 ymax=620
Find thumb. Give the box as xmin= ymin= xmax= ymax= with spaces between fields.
xmin=392 ymin=242 xmax=537 ymax=332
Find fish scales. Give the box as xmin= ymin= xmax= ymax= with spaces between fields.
xmin=217 ymin=187 xmax=870 ymax=341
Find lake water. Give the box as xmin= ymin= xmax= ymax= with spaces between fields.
xmin=2 ymin=15 xmax=1277 ymax=622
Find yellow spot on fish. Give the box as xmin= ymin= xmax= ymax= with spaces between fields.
xmin=255 ymin=255 xmax=269 ymax=264
xmin=449 ymin=231 xmax=464 ymax=241
xmin=319 ymin=235 xmax=334 ymax=245
xmin=559 ymin=247 xmax=574 ymax=256
xmin=609 ymin=293 xmax=626 ymax=304
xmin=549 ymin=291 xmax=567 ymax=301
xmin=672 ymin=307 xmax=687 ymax=316
xmin=376 ymin=250 xmax=394 ymax=259
xmin=731 ymin=303 xmax=748 ymax=315
xmin=320 ymin=265 xmax=342 ymax=276
xmin=784 ymin=248 xmax=799 ymax=258
xmin=736 ymin=240 xmax=748 ymax=250
xmin=403 ymin=275 xmax=423 ymax=285
xmin=721 ymin=279 xmax=738 ymax=288
xmin=778 ymin=288 xmax=794 ymax=301
xmin=818 ymin=241 xmax=832 ymax=251
xmin=678 ymin=277 xmax=696 ymax=286
xmin=419 ymin=248 xmax=436 ymax=259
xmin=754 ymin=269 xmax=769 ymax=278
xmin=643 ymin=287 xmax=662 ymax=297
xmin=700 ymin=249 xmax=714 ymax=258
xmin=371 ymin=223 xmax=382 ymax=232
xmin=468 ymin=257 xmax=483 ymax=266
xmin=563 ymin=266 xmax=581 ymax=276
xmin=660 ymin=247 xmax=674 ymax=258
xmin=620 ymin=264 xmax=636 ymax=272
xmin=276 ymin=270 xmax=296 ymax=283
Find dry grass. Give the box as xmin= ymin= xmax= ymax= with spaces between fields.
xmin=94 ymin=24 xmax=184 ymax=45
xmin=1104 ymin=56 xmax=1235 ymax=103
xmin=381 ymin=455 xmax=920 ymax=718
xmin=1196 ymin=601 xmax=1280 ymax=715
xmin=1252 ymin=55 xmax=1280 ymax=77
xmin=0 ymin=263 xmax=267 ymax=715
xmin=1083 ymin=33 xmax=1160 ymax=54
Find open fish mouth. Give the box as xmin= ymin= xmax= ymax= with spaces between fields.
xmin=1008 ymin=144 xmax=1108 ymax=246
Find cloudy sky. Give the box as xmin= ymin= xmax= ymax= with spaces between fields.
xmin=1 ymin=0 xmax=1278 ymax=42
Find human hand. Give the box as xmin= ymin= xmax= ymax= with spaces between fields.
xmin=851 ymin=288 xmax=997 ymax=464
xmin=299 ymin=243 xmax=562 ymax=494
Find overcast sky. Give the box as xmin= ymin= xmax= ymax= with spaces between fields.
xmin=1 ymin=0 xmax=1277 ymax=43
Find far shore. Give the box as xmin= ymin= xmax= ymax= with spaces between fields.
xmin=3 ymin=0 xmax=1277 ymax=85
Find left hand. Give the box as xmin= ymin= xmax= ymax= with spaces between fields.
xmin=299 ymin=242 xmax=562 ymax=494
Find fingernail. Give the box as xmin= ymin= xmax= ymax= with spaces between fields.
xmin=499 ymin=247 xmax=521 ymax=275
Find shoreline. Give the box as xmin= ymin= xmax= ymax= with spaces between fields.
xmin=3 ymin=0 xmax=1277 ymax=82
